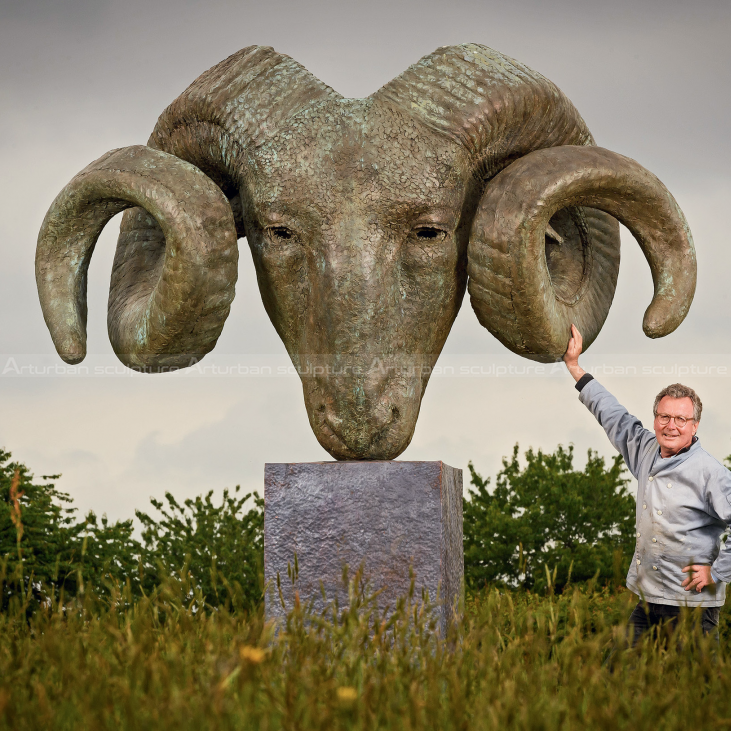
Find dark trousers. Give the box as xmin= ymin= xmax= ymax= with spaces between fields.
xmin=629 ymin=601 xmax=720 ymax=646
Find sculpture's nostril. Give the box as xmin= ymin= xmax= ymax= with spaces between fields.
xmin=371 ymin=402 xmax=399 ymax=430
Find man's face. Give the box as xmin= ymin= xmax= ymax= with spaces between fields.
xmin=654 ymin=396 xmax=698 ymax=457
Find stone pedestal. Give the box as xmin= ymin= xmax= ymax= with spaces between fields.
xmin=264 ymin=461 xmax=463 ymax=632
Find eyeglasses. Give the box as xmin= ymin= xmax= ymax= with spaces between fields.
xmin=655 ymin=413 xmax=695 ymax=428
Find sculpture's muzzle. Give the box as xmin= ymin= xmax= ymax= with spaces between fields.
xmin=284 ymin=229 xmax=452 ymax=460
xmin=300 ymin=352 xmax=429 ymax=460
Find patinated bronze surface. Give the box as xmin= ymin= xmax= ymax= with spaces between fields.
xmin=36 ymin=44 xmax=696 ymax=460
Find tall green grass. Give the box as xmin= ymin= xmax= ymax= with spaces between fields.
xmin=0 ymin=564 xmax=728 ymax=731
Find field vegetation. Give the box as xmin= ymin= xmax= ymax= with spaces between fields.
xmin=1 ymin=445 xmax=729 ymax=729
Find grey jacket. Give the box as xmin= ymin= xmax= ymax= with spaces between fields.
xmin=579 ymin=378 xmax=731 ymax=606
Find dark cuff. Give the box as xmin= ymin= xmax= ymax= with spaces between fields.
xmin=575 ymin=373 xmax=594 ymax=392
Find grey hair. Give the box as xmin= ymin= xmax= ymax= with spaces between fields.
xmin=653 ymin=383 xmax=702 ymax=422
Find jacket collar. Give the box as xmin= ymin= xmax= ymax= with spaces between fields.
xmin=650 ymin=436 xmax=700 ymax=474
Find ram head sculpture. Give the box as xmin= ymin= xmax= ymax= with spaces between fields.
xmin=36 ymin=44 xmax=696 ymax=461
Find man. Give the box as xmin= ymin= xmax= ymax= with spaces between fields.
xmin=563 ymin=324 xmax=730 ymax=642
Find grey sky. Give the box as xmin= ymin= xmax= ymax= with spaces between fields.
xmin=2 ymin=0 xmax=731 ymax=522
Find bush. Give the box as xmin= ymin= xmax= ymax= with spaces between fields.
xmin=464 ymin=443 xmax=636 ymax=593
xmin=0 ymin=449 xmax=263 ymax=613
xmin=136 ymin=488 xmax=263 ymax=611
xmin=0 ymin=448 xmax=140 ymax=611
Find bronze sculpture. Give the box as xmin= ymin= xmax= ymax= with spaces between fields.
xmin=36 ymin=44 xmax=696 ymax=461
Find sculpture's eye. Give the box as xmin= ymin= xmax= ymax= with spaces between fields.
xmin=268 ymin=226 xmax=295 ymax=242
xmin=413 ymin=226 xmax=447 ymax=242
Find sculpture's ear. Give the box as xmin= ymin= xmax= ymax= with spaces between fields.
xmin=467 ymin=146 xmax=696 ymax=362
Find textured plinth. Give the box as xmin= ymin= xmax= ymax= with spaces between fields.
xmin=264 ymin=461 xmax=463 ymax=631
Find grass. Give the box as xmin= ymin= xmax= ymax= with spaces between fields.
xmin=0 ymin=570 xmax=729 ymax=730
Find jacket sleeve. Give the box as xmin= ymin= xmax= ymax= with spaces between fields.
xmin=578 ymin=379 xmax=656 ymax=479
xmin=708 ymin=464 xmax=731 ymax=582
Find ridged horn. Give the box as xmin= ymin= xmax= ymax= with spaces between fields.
xmin=146 ymin=45 xmax=341 ymax=193
xmin=36 ymin=145 xmax=238 ymax=369
xmin=36 ymin=46 xmax=340 ymax=371
xmin=376 ymin=43 xmax=694 ymax=359
xmin=107 ymin=47 xmax=340 ymax=371
xmin=375 ymin=43 xmax=595 ymax=178
xmin=467 ymin=146 xmax=696 ymax=361
xmin=374 ymin=44 xmax=621 ymax=353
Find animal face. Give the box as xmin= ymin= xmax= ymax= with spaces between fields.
xmin=243 ymin=99 xmax=468 ymax=457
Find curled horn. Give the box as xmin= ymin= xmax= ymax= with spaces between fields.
xmin=376 ymin=43 xmax=695 ymax=359
xmin=36 ymin=46 xmax=339 ymax=371
xmin=36 ymin=146 xmax=237 ymax=369
xmin=468 ymin=146 xmax=696 ymax=361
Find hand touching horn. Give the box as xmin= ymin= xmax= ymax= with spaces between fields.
xmin=563 ymin=324 xmax=586 ymax=383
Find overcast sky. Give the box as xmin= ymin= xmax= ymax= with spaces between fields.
xmin=2 ymin=0 xmax=731 ymax=523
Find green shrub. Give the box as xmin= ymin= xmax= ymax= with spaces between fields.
xmin=136 ymin=488 xmax=264 ymax=611
xmin=0 ymin=449 xmax=263 ymax=613
xmin=464 ymin=444 xmax=636 ymax=593
xmin=0 ymin=448 xmax=140 ymax=611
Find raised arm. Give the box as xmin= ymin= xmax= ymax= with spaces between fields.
xmin=563 ymin=325 xmax=655 ymax=478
